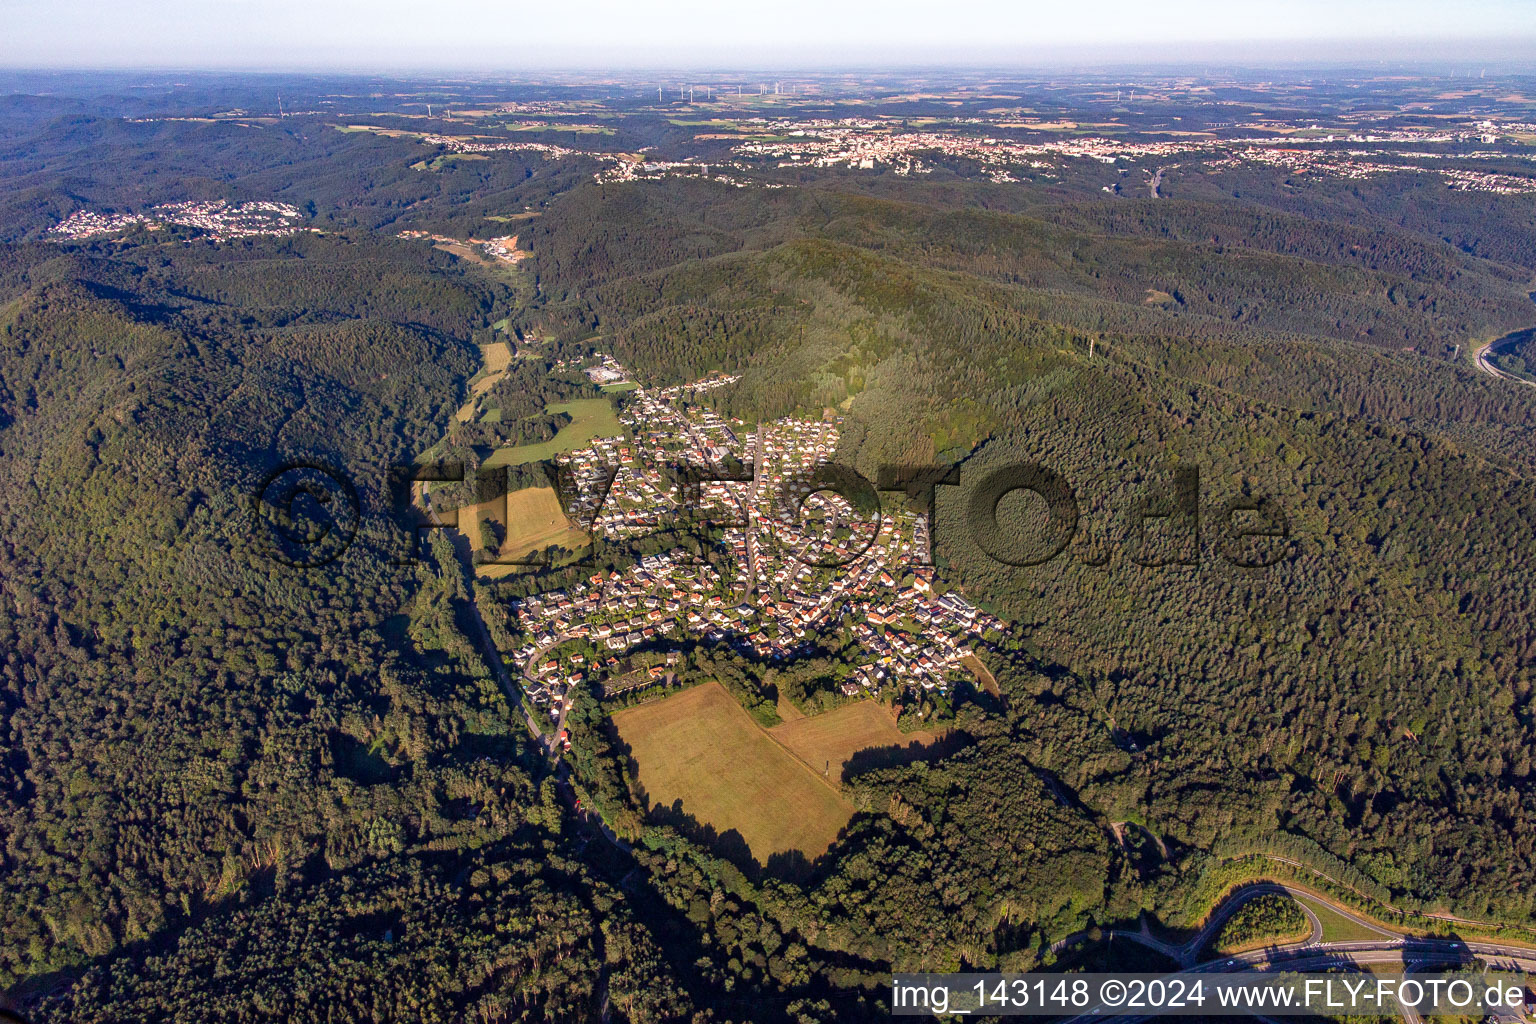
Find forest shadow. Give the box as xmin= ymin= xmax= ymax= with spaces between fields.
xmin=329 ymin=731 xmax=400 ymax=785
xmin=1042 ymin=916 xmax=1180 ymax=973
xmin=446 ymin=730 xmax=532 ymax=767
xmin=642 ymin=797 xmax=830 ymax=884
xmin=840 ymin=729 xmax=972 ymax=783
xmin=1403 ymin=926 xmax=1476 ymax=969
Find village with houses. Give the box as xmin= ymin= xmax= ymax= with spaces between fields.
xmin=48 ymin=199 xmax=308 ymax=240
xmin=494 ymin=354 xmax=1006 ymax=723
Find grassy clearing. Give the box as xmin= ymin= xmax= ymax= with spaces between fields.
xmin=454 ymin=340 xmax=512 ymax=423
xmin=411 ymin=153 xmax=491 ymax=171
xmin=482 ymin=397 xmax=625 ymax=467
xmin=499 ymin=486 xmax=589 ymax=560
xmin=613 ymin=682 xmax=854 ymax=863
xmin=446 ymin=485 xmax=589 ymax=574
xmin=508 ymin=123 xmax=614 ymax=135
xmin=1296 ymin=895 xmax=1394 ymax=943
xmin=961 ymin=654 xmax=999 ymax=696
xmin=443 ymin=493 xmax=499 ymax=548
xmin=768 ymin=699 xmax=944 ymax=783
xmin=432 ymin=239 xmax=490 ymax=266
xmin=774 ymin=692 xmax=806 ymax=723
xmin=479 ymin=340 xmax=512 ymax=375
xmin=600 ymin=381 xmax=640 ymax=393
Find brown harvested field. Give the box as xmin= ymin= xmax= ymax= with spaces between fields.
xmin=479 ymin=339 xmax=512 ymax=375
xmin=769 ymin=699 xmax=944 ymax=782
xmin=454 ymin=340 xmax=513 ymax=422
xmin=774 ymin=691 xmax=805 ymax=722
xmin=433 ymin=239 xmax=490 ymax=266
xmin=444 ymin=486 xmax=589 ymax=575
xmin=612 ymin=682 xmax=854 ymax=863
xmin=500 ymin=485 xmax=588 ymax=559
xmin=442 ymin=494 xmax=500 ymax=548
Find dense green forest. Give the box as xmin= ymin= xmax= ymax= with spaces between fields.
xmin=0 ymin=198 xmax=891 ymax=1023
xmin=0 ymin=237 xmax=502 ymax=974
xmin=1208 ymin=893 xmax=1308 ymax=952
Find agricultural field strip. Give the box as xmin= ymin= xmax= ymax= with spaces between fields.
xmin=612 ymin=682 xmax=854 ymax=860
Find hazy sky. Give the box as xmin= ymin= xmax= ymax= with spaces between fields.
xmin=3 ymin=0 xmax=1534 ymax=69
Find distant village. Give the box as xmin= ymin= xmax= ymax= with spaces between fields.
xmin=1204 ymin=146 xmax=1536 ymax=194
xmin=500 ymin=355 xmax=1005 ymax=719
xmin=49 ymin=200 xmax=307 ymax=240
xmin=307 ymin=109 xmax=1536 ymax=195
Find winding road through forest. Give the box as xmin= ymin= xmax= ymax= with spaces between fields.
xmin=1476 ymin=332 xmax=1536 ymax=387
xmin=1473 ymin=295 xmax=1536 ymax=388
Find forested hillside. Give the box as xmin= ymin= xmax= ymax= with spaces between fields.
xmin=517 ymin=176 xmax=1536 ymax=926
xmin=5 ymin=78 xmax=1536 ymax=1022
xmin=0 ymin=233 xmax=720 ymax=1021
xmin=0 ymin=235 xmax=499 ymax=978
xmin=0 ymin=226 xmax=889 ymax=1023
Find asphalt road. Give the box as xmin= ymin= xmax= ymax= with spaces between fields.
xmin=1058 ymin=880 xmax=1536 ymax=1024
xmin=1475 ymin=335 xmax=1536 ymax=387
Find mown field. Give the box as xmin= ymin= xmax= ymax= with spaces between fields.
xmin=454 ymin=339 xmax=512 ymax=423
xmin=612 ymin=682 xmax=854 ymax=863
xmin=500 ymin=485 xmax=589 ymax=557
xmin=768 ymin=699 xmax=945 ymax=782
xmin=482 ymin=397 xmax=625 ymax=467
xmin=1294 ymin=895 xmax=1395 ymax=944
xmin=450 ymin=485 xmax=589 ymax=578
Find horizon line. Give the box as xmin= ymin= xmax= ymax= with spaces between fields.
xmin=5 ymin=36 xmax=1536 ymax=77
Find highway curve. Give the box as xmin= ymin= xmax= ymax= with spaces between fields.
xmin=1058 ymin=879 xmax=1536 ymax=1024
